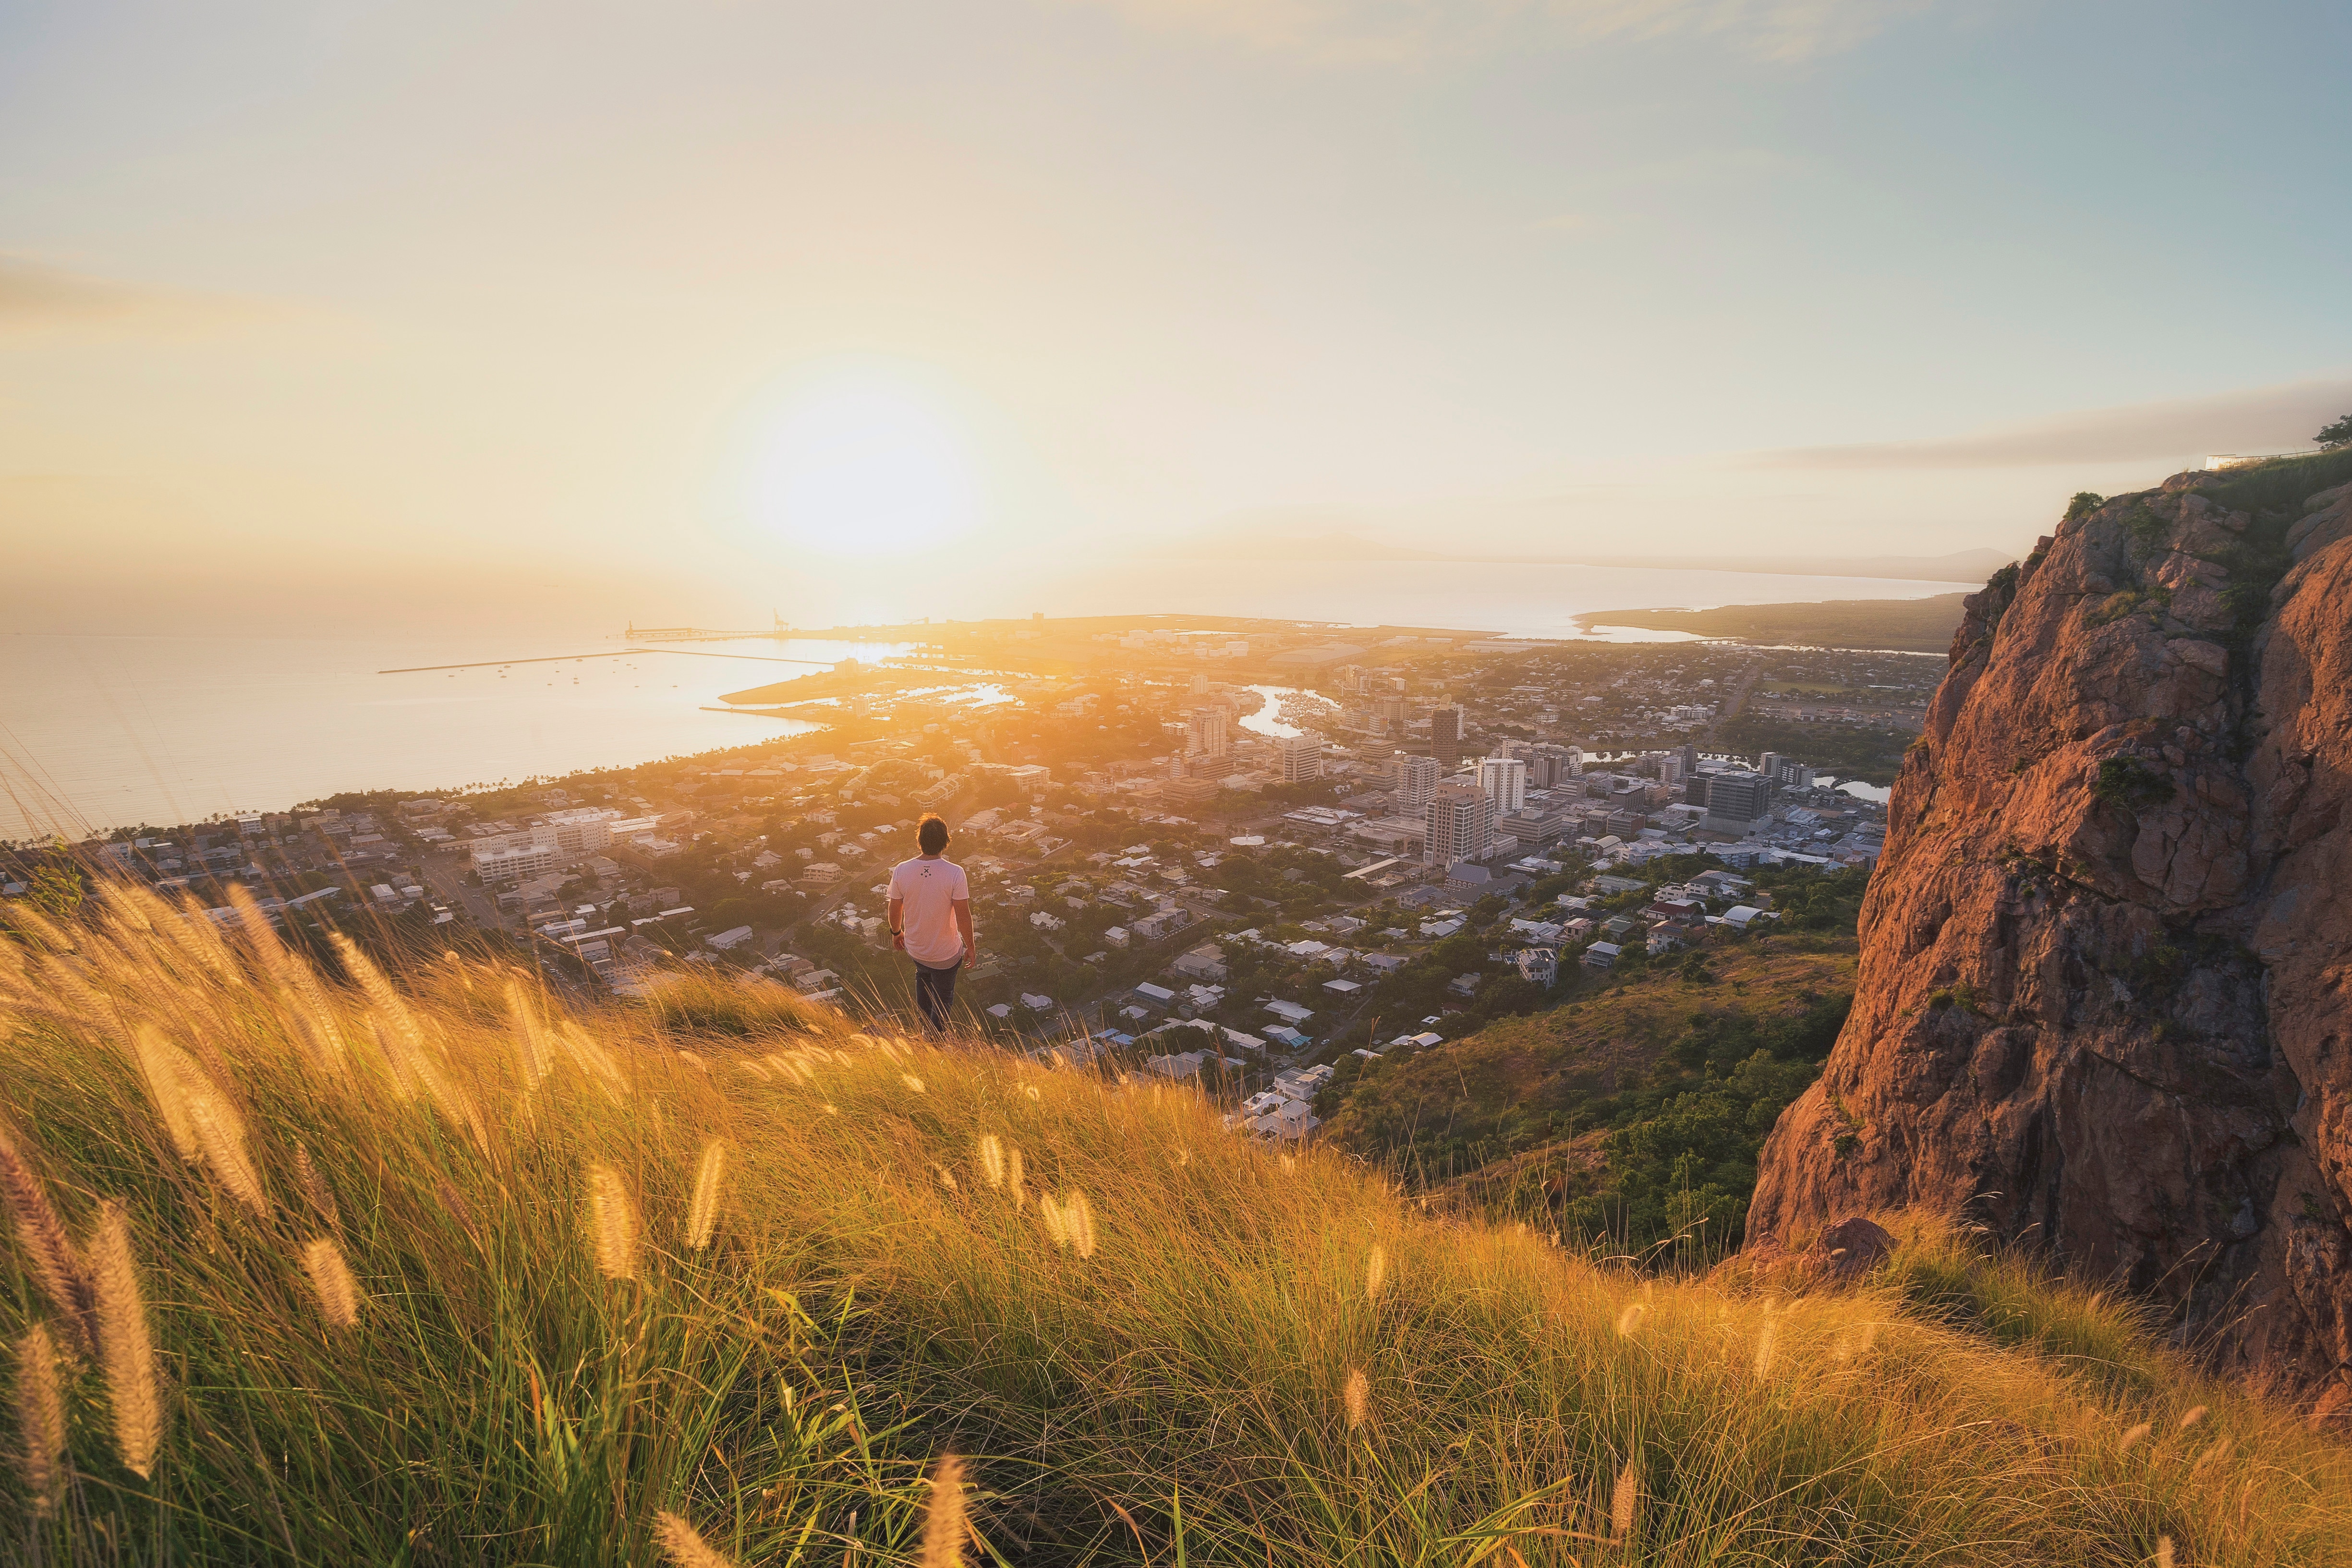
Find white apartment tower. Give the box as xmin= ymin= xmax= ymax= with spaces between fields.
xmin=1188 ymin=707 xmax=1231 ymax=759
xmin=1477 ymin=755 xmax=1528 ymax=816
xmin=1390 ymin=752 xmax=1440 ymax=814
xmin=1425 ymin=781 xmax=1494 ymax=868
xmin=1276 ymin=733 xmax=1323 ymax=782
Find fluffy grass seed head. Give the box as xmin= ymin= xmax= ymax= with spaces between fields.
xmin=0 ymin=1128 xmax=96 ymax=1353
xmin=686 ymin=1141 xmax=727 ymax=1252
xmin=978 ymin=1135 xmax=1005 ymax=1191
xmin=587 ymin=1164 xmax=641 ymax=1282
xmin=90 ymin=1201 xmax=161 ymax=1479
xmin=1038 ymin=1194 xmax=1068 ymax=1249
xmin=2157 ymin=1535 xmax=2175 ymax=1568
xmin=185 ymin=1080 xmax=267 ymax=1216
xmin=2119 ymin=1421 xmax=2152 ymax=1453
xmin=303 ymin=1237 xmax=361 ymax=1329
xmin=653 ymin=1508 xmax=740 ymax=1568
xmin=1611 ymin=1459 xmax=1641 ymax=1540
xmin=1616 ymin=1302 xmax=1648 ymax=1337
xmin=15 ymin=1322 xmax=68 ymax=1517
xmin=1366 ymin=1243 xmax=1387 ymax=1302
xmin=1754 ymin=1319 xmax=1778 ymax=1381
xmin=294 ymin=1141 xmax=339 ymax=1230
xmin=1343 ymin=1367 xmax=1370 ymax=1432
xmin=901 ymin=1073 xmax=925 ymax=1094
xmin=131 ymin=1025 xmax=200 ymax=1162
xmin=2178 ymin=1404 xmax=2207 ymax=1430
xmin=920 ymin=1452 xmax=971 ymax=1568
xmin=1066 ymin=1189 xmax=1096 ymax=1259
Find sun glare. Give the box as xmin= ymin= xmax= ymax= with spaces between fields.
xmin=745 ymin=375 xmax=982 ymax=557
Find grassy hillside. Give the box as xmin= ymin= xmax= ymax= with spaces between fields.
xmin=1322 ymin=935 xmax=1857 ymax=1257
xmin=3 ymin=894 xmax=2349 ymax=1566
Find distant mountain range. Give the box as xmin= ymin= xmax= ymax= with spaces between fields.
xmin=1158 ymin=531 xmax=2013 ymax=584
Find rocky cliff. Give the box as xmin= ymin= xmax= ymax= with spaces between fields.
xmin=1748 ymin=453 xmax=2352 ymax=1415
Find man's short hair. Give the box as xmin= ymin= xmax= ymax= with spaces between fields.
xmin=917 ymin=814 xmax=949 ymax=855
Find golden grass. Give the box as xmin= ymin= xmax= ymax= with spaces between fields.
xmin=88 ymin=1201 xmax=160 ymax=1481
xmin=684 ymin=1140 xmax=727 ymax=1252
xmin=0 ymin=1127 xmax=94 ymax=1356
xmin=653 ymin=1507 xmax=739 ymax=1568
xmin=0 ymin=898 xmax=2348 ymax=1564
xmin=14 ymin=1321 xmax=66 ymax=1518
xmin=918 ymin=1453 xmax=969 ymax=1568
xmin=302 ymin=1237 xmax=360 ymax=1330
xmin=587 ymin=1164 xmax=641 ymax=1282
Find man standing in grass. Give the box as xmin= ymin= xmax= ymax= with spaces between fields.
xmin=889 ymin=814 xmax=975 ymax=1033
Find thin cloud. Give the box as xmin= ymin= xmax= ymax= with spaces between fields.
xmin=1058 ymin=0 xmax=1931 ymax=64
xmin=1744 ymin=377 xmax=2352 ymax=470
xmin=0 ymin=257 xmax=270 ymax=339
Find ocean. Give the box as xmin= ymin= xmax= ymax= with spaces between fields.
xmin=1 ymin=564 xmax=1956 ymax=839
xmin=0 ymin=635 xmax=891 ymax=842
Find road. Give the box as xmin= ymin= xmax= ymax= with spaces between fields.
xmin=1715 ymin=658 xmax=1765 ymax=727
xmin=422 ymin=850 xmax=506 ymax=932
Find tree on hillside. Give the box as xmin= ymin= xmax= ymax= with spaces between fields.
xmin=2317 ymin=413 xmax=2352 ymax=450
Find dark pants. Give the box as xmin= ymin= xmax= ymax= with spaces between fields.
xmin=913 ymin=958 xmax=961 ymax=1033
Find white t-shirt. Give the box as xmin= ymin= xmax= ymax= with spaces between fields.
xmin=888 ymin=855 xmax=970 ymax=967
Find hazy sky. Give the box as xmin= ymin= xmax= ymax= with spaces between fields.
xmin=4 ymin=0 xmax=2348 ymax=632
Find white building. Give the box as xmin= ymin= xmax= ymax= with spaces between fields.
xmin=1477 ymin=755 xmax=1528 ymax=816
xmin=472 ymin=827 xmax=559 ymax=883
xmin=544 ymin=807 xmax=621 ymax=854
xmin=1389 ymin=752 xmax=1439 ymax=815
xmin=1424 ymin=781 xmax=1494 ymax=868
xmin=1188 ymin=707 xmax=1231 ymax=759
xmin=1276 ymin=734 xmax=1323 ymax=782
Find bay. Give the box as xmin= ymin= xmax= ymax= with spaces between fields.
xmin=0 ymin=635 xmax=889 ymax=842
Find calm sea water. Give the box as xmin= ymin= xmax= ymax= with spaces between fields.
xmin=0 ymin=636 xmax=893 ymax=842
xmin=1 ymin=563 xmax=1954 ymax=839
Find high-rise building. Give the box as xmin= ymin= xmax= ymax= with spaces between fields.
xmin=1188 ymin=707 xmax=1230 ymax=759
xmin=1704 ymin=771 xmax=1775 ymax=831
xmin=1374 ymin=696 xmax=1408 ymax=731
xmin=1390 ymin=752 xmax=1440 ymax=814
xmin=1431 ymin=704 xmax=1465 ymax=769
xmin=1425 ymin=781 xmax=1493 ymax=868
xmin=1758 ymin=751 xmax=1784 ymax=784
xmin=1477 ymin=755 xmax=1528 ymax=816
xmin=1684 ymin=773 xmax=1711 ymax=809
xmin=1678 ymin=743 xmax=1698 ymax=775
xmin=1276 ymin=734 xmax=1323 ymax=782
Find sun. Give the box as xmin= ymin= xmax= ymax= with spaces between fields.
xmin=744 ymin=374 xmax=982 ymax=558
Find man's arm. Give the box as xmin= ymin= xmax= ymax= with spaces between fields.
xmin=953 ymin=897 xmax=975 ymax=962
xmin=888 ymin=894 xmax=906 ymax=951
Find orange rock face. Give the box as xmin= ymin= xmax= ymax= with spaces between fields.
xmin=1749 ymin=469 xmax=2352 ymax=1405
